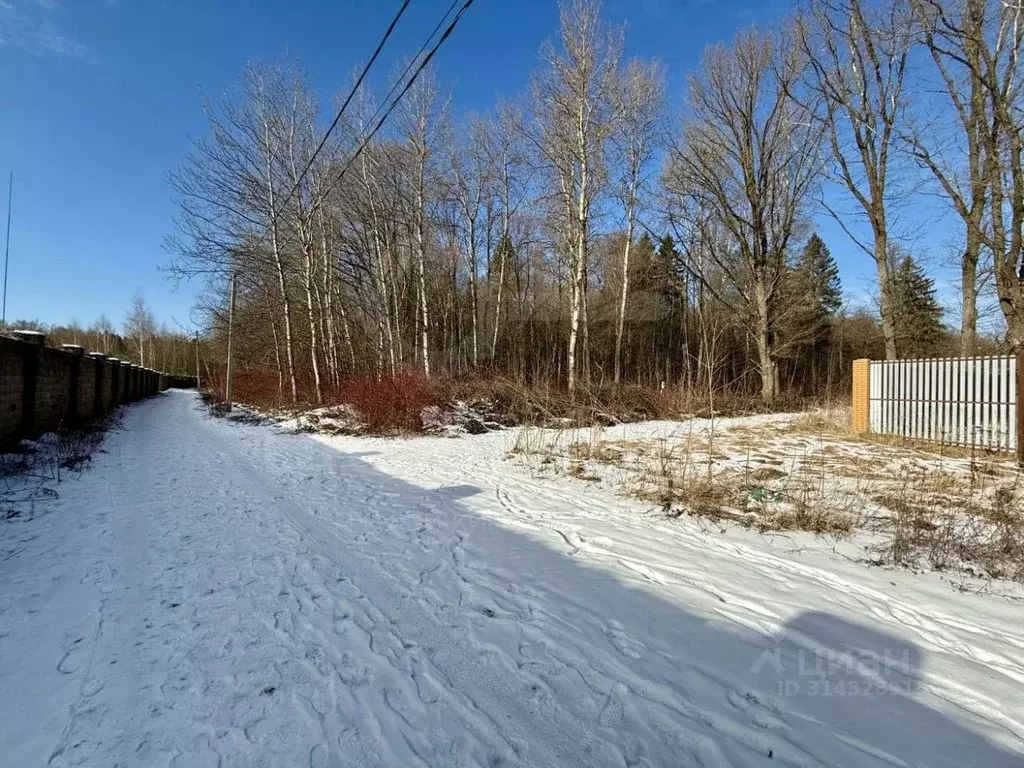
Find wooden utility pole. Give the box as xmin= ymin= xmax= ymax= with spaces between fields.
xmin=194 ymin=331 xmax=201 ymax=391
xmin=225 ymin=273 xmax=237 ymax=412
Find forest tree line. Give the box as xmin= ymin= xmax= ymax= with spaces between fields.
xmin=167 ymin=0 xmax=1018 ymax=403
xmin=5 ymin=293 xmax=198 ymax=377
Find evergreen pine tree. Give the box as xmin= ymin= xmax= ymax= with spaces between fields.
xmin=888 ymin=250 xmax=944 ymax=357
xmin=656 ymin=235 xmax=680 ymax=276
xmin=776 ymin=234 xmax=842 ymax=387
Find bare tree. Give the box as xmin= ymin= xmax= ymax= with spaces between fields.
xmin=164 ymin=2 xmax=971 ymax=405
xmin=397 ymin=67 xmax=450 ymax=377
xmin=90 ymin=314 xmax=115 ymax=354
xmin=449 ymin=118 xmax=492 ymax=368
xmin=124 ymin=290 xmax=156 ymax=367
xmin=532 ymin=0 xmax=622 ymax=393
xmin=167 ymin=63 xmax=304 ymax=402
xmin=279 ymin=71 xmax=330 ymax=403
xmin=667 ymin=26 xmax=823 ymax=402
xmin=912 ymin=0 xmax=1024 ymax=346
xmin=483 ymin=101 xmax=530 ymax=362
xmin=797 ymin=0 xmax=914 ymax=359
xmin=905 ymin=0 xmax=991 ymax=353
xmin=610 ymin=58 xmax=664 ymax=384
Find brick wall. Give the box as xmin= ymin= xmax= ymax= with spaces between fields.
xmin=116 ymin=362 xmax=127 ymax=404
xmin=851 ymin=359 xmax=871 ymax=434
xmin=93 ymin=355 xmax=111 ymax=412
xmin=0 ymin=331 xmax=195 ymax=449
xmin=77 ymin=354 xmax=97 ymax=421
xmin=34 ymin=346 xmax=73 ymax=434
xmin=0 ymin=338 xmax=25 ymax=444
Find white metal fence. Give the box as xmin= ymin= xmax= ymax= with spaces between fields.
xmin=868 ymin=356 xmax=1018 ymax=452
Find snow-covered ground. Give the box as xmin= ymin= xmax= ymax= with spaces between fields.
xmin=1 ymin=390 xmax=1022 ymax=767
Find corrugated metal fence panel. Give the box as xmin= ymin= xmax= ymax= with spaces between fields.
xmin=868 ymin=356 xmax=1017 ymax=452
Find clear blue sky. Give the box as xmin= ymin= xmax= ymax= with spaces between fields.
xmin=1 ymin=0 xmax=951 ymax=333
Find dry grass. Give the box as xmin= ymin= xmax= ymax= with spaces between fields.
xmin=748 ymin=467 xmax=788 ymax=481
xmin=1 ymin=411 xmax=122 ymax=522
xmin=568 ymin=461 xmax=602 ymax=482
xmin=827 ymin=455 xmax=895 ymax=482
xmin=851 ymin=431 xmax=1014 ymax=462
xmin=507 ymin=406 xmax=1024 ymax=583
xmin=785 ymin=407 xmax=851 ymax=436
xmin=567 ymin=425 xmax=624 ymax=465
xmin=509 ymin=424 xmax=563 ymax=461
xmin=434 ymin=375 xmax=826 ymax=427
xmin=636 ymin=467 xmax=744 ymax=514
xmin=757 ymin=502 xmax=855 ymax=535
xmin=500 ymin=399 xmax=1024 ymax=582
xmin=870 ymin=466 xmax=1024 ymax=582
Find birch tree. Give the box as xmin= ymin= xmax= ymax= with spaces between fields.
xmin=449 ymin=118 xmax=491 ymax=367
xmin=482 ymin=101 xmax=530 ymax=361
xmin=280 ymin=73 xmax=329 ymax=403
xmin=397 ymin=67 xmax=450 ymax=377
xmin=532 ymin=0 xmax=622 ymax=393
xmin=611 ymin=58 xmax=664 ymax=384
xmin=167 ymin=63 xmax=303 ymax=402
xmin=124 ymin=292 xmax=156 ymax=368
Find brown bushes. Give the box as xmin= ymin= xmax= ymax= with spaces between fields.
xmin=204 ymin=369 xmax=438 ymax=434
xmin=332 ymin=374 xmax=438 ymax=433
xmin=204 ymin=368 xmax=826 ymax=435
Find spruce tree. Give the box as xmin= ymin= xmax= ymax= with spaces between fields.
xmin=777 ymin=234 xmax=842 ymax=387
xmin=888 ymin=251 xmax=944 ymax=357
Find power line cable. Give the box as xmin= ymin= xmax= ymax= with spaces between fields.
xmin=320 ymin=0 xmax=476 ymax=202
xmin=235 ymin=0 xmax=474 ymax=281
xmin=273 ymin=0 xmax=414 ymax=223
xmin=355 ymin=0 xmax=460 ymax=144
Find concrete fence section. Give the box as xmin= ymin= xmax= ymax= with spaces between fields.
xmin=1 ymin=330 xmax=194 ymax=450
xmin=851 ymin=355 xmax=1022 ymax=457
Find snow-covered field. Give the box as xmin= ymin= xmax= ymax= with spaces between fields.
xmin=501 ymin=412 xmax=1024 ymax=580
xmin=1 ymin=389 xmax=1022 ymax=767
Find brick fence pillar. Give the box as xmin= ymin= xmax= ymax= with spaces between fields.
xmin=108 ymin=359 xmax=120 ymax=406
xmin=89 ymin=353 xmax=106 ymax=414
xmin=12 ymin=330 xmax=45 ymax=439
xmin=851 ymin=359 xmax=871 ymax=434
xmin=122 ymin=362 xmax=133 ymax=402
xmin=61 ymin=344 xmax=85 ymax=426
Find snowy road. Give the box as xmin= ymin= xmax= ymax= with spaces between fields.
xmin=1 ymin=390 xmax=1022 ymax=767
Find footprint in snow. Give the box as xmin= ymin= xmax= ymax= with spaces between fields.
xmin=726 ymin=689 xmax=788 ymax=731
xmin=598 ymin=682 xmax=630 ymax=727
xmin=606 ymin=622 xmax=645 ymax=660
xmin=57 ymin=638 xmax=86 ymax=674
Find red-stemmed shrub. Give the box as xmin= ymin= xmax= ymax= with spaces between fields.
xmin=204 ymin=368 xmax=438 ymax=433
xmin=329 ymin=372 xmax=438 ymax=433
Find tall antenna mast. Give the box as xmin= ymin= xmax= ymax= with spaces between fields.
xmin=2 ymin=171 xmax=11 ymax=330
